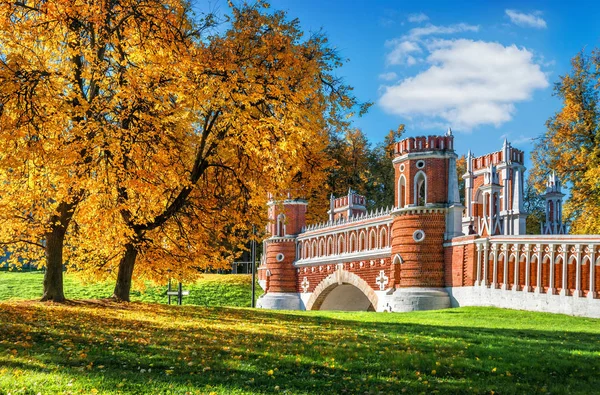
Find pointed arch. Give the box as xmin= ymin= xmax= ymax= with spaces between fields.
xmin=582 ymin=256 xmax=592 ymax=295
xmin=414 ymin=171 xmax=427 ymax=206
xmin=398 ymin=175 xmax=407 ymax=208
xmin=379 ymin=227 xmax=388 ymax=248
xmin=276 ymin=214 xmax=286 ymax=236
xmin=297 ymin=242 xmax=303 ymax=260
xmin=338 ymin=234 xmax=346 ymax=254
xmin=349 ymin=233 xmax=357 ymax=253
xmin=369 ymin=229 xmax=377 ymax=250
xmin=359 ymin=230 xmax=367 ymax=251
xmin=519 ymin=253 xmax=527 ymax=290
xmin=529 ymin=254 xmax=539 ymax=291
xmin=311 ymin=240 xmax=317 ymax=258
xmin=326 ymin=236 xmax=333 ymax=255
xmin=554 ymin=254 xmax=564 ymax=291
xmin=542 ymin=254 xmax=551 ymax=292
xmin=392 ymin=253 xmax=403 ymax=265
xmin=318 ymin=239 xmax=325 ymax=257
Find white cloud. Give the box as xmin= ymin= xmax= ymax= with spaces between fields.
xmin=505 ymin=10 xmax=547 ymax=29
xmin=500 ymin=133 xmax=534 ymax=145
xmin=379 ymin=39 xmax=549 ymax=130
xmin=406 ymin=23 xmax=479 ymax=40
xmin=408 ymin=13 xmax=429 ymax=23
xmin=385 ymin=39 xmax=421 ymax=66
xmin=378 ymin=72 xmax=398 ymax=81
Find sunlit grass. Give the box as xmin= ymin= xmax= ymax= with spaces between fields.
xmin=0 ymin=271 xmax=261 ymax=307
xmin=0 ymin=302 xmax=599 ymax=394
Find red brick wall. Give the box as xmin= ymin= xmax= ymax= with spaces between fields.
xmin=265 ymin=240 xmax=297 ymax=293
xmin=391 ymin=211 xmax=446 ymax=287
xmin=295 ymin=258 xmax=392 ymax=293
xmin=443 ymin=236 xmax=477 ymax=287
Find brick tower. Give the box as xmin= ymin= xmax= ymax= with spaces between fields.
xmin=256 ymin=194 xmax=307 ymax=309
xmin=387 ymin=129 xmax=463 ymax=311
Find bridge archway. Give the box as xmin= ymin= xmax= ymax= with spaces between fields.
xmin=305 ymin=269 xmax=378 ymax=311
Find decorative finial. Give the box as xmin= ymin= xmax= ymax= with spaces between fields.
xmin=446 ymin=127 xmax=452 ymax=136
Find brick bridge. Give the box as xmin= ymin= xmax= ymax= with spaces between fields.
xmin=257 ymin=131 xmax=600 ymax=318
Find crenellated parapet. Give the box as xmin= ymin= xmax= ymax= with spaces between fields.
xmin=463 ymin=139 xmax=527 ymax=237
xmin=394 ymin=133 xmax=454 ymax=156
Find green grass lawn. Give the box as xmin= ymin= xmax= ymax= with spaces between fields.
xmin=0 ymin=301 xmax=599 ymax=394
xmin=0 ymin=271 xmax=262 ymax=307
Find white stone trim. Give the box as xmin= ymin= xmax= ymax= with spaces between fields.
xmin=294 ymin=248 xmax=391 ymax=267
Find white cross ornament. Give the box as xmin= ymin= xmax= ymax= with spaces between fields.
xmin=301 ymin=277 xmax=310 ymax=293
xmin=375 ymin=270 xmax=389 ymax=291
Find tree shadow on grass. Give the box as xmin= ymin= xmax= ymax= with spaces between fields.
xmin=1 ymin=301 xmax=599 ymax=394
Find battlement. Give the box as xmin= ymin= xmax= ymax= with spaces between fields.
xmin=471 ymin=146 xmax=524 ymax=172
xmin=394 ymin=134 xmax=454 ymax=156
xmin=333 ymin=193 xmax=366 ymax=209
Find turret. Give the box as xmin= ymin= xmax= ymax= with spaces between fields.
xmin=327 ymin=189 xmax=367 ymax=221
xmin=541 ymin=172 xmax=566 ymax=234
xmin=388 ymin=131 xmax=462 ymax=311
xmin=462 ymin=140 xmax=527 ymax=236
xmin=257 ymin=194 xmax=307 ymax=310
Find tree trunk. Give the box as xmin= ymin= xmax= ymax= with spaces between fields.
xmin=40 ymin=201 xmax=77 ymax=302
xmin=111 ymin=243 xmax=139 ymax=302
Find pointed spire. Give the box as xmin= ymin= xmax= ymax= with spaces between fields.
xmin=513 ymin=169 xmax=523 ymax=212
xmin=446 ymin=126 xmax=453 ymax=136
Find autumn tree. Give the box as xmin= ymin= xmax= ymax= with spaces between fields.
xmin=99 ymin=3 xmax=364 ymax=300
xmin=530 ymin=50 xmax=600 ymax=233
xmin=365 ymin=125 xmax=405 ymax=209
xmin=523 ymin=183 xmax=545 ymax=235
xmin=0 ymin=0 xmax=215 ymax=302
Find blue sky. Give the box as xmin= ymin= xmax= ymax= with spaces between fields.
xmin=205 ymin=1 xmax=600 ymax=165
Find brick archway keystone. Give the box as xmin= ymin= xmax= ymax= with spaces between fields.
xmin=305 ymin=269 xmax=378 ymax=311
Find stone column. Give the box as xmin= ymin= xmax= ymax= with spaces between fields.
xmin=561 ymin=245 xmax=568 ymax=296
xmin=575 ymin=245 xmax=582 ymax=297
xmin=483 ymin=242 xmax=489 ymax=287
xmin=589 ymin=245 xmax=596 ymax=299
xmin=502 ymin=243 xmax=509 ymax=290
xmin=513 ymin=244 xmax=520 ymax=292
xmin=548 ymin=245 xmax=555 ymax=295
xmin=476 ymin=243 xmax=482 ymax=286
xmin=535 ymin=244 xmax=542 ymax=293
xmin=492 ymin=244 xmax=499 ymax=289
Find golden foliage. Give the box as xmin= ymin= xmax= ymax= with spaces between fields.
xmin=0 ymin=1 xmax=363 ymax=297
xmin=530 ymin=51 xmax=600 ymax=233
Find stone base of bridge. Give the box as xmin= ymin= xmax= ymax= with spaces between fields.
xmin=256 ymin=292 xmax=304 ymax=310
xmin=385 ymin=287 xmax=451 ymax=312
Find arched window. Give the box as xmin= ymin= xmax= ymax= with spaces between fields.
xmin=338 ymin=235 xmax=346 ymax=254
xmin=379 ymin=227 xmax=388 ymax=248
xmin=327 ymin=237 xmax=333 ymax=255
xmin=349 ymin=233 xmax=357 ymax=253
xmin=414 ymin=172 xmax=427 ymax=206
xmin=548 ymin=200 xmax=554 ymax=222
xmin=369 ymin=229 xmax=377 ymax=249
xmin=359 ymin=231 xmax=366 ymax=251
xmin=304 ymin=243 xmax=309 ymax=259
xmin=318 ymin=239 xmax=325 ymax=257
xmin=398 ymin=175 xmax=406 ymax=208
xmin=276 ymin=214 xmax=286 ymax=236
xmin=311 ymin=240 xmax=317 ymax=258
xmin=298 ymin=242 xmax=303 ymax=260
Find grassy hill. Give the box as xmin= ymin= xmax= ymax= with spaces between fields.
xmin=0 ymin=301 xmax=599 ymax=394
xmin=0 ymin=271 xmax=262 ymax=307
